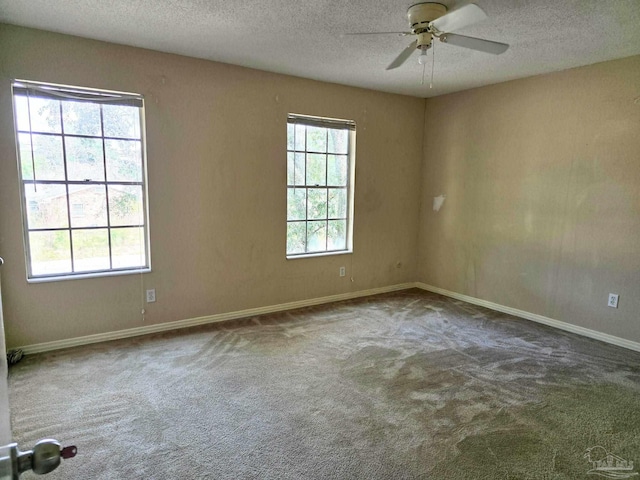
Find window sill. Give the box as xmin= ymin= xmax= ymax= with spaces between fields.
xmin=27 ymin=268 xmax=151 ymax=284
xmin=286 ymin=250 xmax=352 ymax=260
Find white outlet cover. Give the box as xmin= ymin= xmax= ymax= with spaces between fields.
xmin=607 ymin=293 xmax=619 ymax=308
xmin=146 ymin=289 xmax=156 ymax=303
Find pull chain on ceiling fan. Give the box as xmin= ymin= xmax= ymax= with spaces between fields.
xmin=420 ymin=38 xmax=436 ymax=88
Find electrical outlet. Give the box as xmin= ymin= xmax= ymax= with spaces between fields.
xmin=146 ymin=289 xmax=156 ymax=303
xmin=607 ymin=293 xmax=619 ymax=308
xmin=339 ymin=266 xmax=346 ymax=277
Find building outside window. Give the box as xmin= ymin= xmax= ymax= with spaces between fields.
xmin=286 ymin=114 xmax=355 ymax=257
xmin=11 ymin=80 xmax=150 ymax=280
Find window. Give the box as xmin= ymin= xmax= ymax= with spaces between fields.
xmin=12 ymin=80 xmax=149 ymax=280
xmin=71 ymin=203 xmax=85 ymax=218
xmin=286 ymin=114 xmax=355 ymax=257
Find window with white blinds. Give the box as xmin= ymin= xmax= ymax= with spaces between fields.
xmin=286 ymin=114 xmax=355 ymax=257
xmin=12 ymin=80 xmax=150 ymax=280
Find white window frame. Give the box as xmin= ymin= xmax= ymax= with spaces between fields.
xmin=286 ymin=114 xmax=356 ymax=258
xmin=11 ymin=80 xmax=151 ymax=282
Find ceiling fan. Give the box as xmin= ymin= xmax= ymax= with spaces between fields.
xmin=349 ymin=3 xmax=509 ymax=70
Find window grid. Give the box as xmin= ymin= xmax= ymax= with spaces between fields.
xmin=57 ymin=98 xmax=76 ymax=272
xmin=14 ymin=83 xmax=149 ymax=279
xmin=99 ymin=100 xmax=114 ymax=270
xmin=286 ymin=117 xmax=353 ymax=257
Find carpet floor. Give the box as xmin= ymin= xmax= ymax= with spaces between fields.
xmin=8 ymin=289 xmax=640 ymax=479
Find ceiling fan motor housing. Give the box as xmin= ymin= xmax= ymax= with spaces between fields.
xmin=407 ymin=3 xmax=447 ymax=32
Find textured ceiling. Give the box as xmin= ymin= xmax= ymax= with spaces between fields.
xmin=1 ymin=0 xmax=639 ymax=98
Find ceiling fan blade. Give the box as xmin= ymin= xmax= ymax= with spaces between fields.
xmin=342 ymin=31 xmax=413 ymax=36
xmin=386 ymin=40 xmax=418 ymax=70
xmin=439 ymin=33 xmax=509 ymax=54
xmin=430 ymin=3 xmax=487 ymax=33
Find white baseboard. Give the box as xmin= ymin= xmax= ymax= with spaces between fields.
xmin=416 ymin=283 xmax=640 ymax=353
xmin=16 ymin=283 xmax=415 ymax=355
xmin=15 ymin=281 xmax=640 ymax=355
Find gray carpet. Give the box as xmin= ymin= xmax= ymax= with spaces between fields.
xmin=8 ymin=289 xmax=640 ymax=479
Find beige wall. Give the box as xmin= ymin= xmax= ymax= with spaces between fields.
xmin=0 ymin=25 xmax=425 ymax=348
xmin=418 ymin=55 xmax=640 ymax=343
xmin=2 ymin=23 xmax=639 ymax=350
